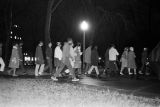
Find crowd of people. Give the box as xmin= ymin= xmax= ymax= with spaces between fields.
xmin=84 ymin=44 xmax=150 ymax=77
xmin=0 ymin=38 xmax=150 ymax=81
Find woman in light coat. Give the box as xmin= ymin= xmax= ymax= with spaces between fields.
xmin=74 ymin=43 xmax=82 ymax=76
xmin=127 ymin=47 xmax=137 ymax=75
xmin=8 ymin=43 xmax=20 ymax=76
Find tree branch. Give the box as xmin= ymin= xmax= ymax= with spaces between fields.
xmin=51 ymin=0 xmax=64 ymax=13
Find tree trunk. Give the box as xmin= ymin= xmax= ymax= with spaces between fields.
xmin=45 ymin=0 xmax=55 ymax=47
xmin=45 ymin=0 xmax=63 ymax=47
xmin=4 ymin=0 xmax=12 ymax=66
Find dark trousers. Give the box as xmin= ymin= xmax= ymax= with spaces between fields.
xmin=141 ymin=63 xmax=146 ymax=72
xmin=85 ymin=63 xmax=91 ymax=73
xmin=46 ymin=58 xmax=53 ymax=74
xmin=54 ymin=58 xmax=75 ymax=78
xmin=108 ymin=61 xmax=119 ymax=76
xmin=19 ymin=61 xmax=25 ymax=71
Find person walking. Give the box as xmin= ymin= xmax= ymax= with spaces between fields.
xmin=108 ymin=44 xmax=119 ymax=77
xmin=120 ymin=47 xmax=128 ymax=75
xmin=54 ymin=42 xmax=62 ymax=73
xmin=87 ymin=45 xmax=100 ymax=78
xmin=18 ymin=42 xmax=27 ymax=74
xmin=128 ymin=47 xmax=137 ymax=75
xmin=73 ymin=43 xmax=82 ymax=77
xmin=104 ymin=46 xmax=110 ymax=75
xmin=8 ymin=43 xmax=19 ymax=76
xmin=51 ymin=38 xmax=79 ymax=81
xmin=46 ymin=42 xmax=53 ymax=75
xmin=84 ymin=45 xmax=92 ymax=74
xmin=34 ymin=41 xmax=45 ymax=76
xmin=139 ymin=48 xmax=148 ymax=75
xmin=0 ymin=43 xmax=5 ymax=72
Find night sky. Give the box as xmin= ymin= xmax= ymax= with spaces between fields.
xmin=0 ymin=0 xmax=159 ymax=60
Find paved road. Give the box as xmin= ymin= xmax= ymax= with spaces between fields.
xmin=0 ymin=69 xmax=160 ymax=98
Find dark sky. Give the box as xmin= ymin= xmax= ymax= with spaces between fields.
xmin=0 ymin=0 xmax=159 ymax=58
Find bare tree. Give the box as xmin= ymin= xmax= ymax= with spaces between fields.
xmin=45 ymin=0 xmax=63 ymax=47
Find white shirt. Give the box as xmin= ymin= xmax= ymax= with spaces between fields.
xmin=54 ymin=46 xmax=62 ymax=60
xmin=109 ymin=47 xmax=119 ymax=61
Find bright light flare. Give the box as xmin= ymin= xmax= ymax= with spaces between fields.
xmin=80 ymin=21 xmax=89 ymax=31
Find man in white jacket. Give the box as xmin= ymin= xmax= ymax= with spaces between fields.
xmin=51 ymin=38 xmax=79 ymax=82
xmin=54 ymin=42 xmax=62 ymax=72
xmin=108 ymin=44 xmax=119 ymax=76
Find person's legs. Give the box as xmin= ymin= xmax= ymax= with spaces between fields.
xmin=85 ymin=63 xmax=89 ymax=73
xmin=128 ymin=68 xmax=132 ymax=75
xmin=66 ymin=64 xmax=79 ymax=81
xmin=55 ymin=67 xmax=58 ymax=72
xmin=139 ymin=63 xmax=145 ymax=74
xmin=0 ymin=57 xmax=5 ymax=72
xmin=7 ymin=69 xmax=13 ymax=75
xmin=114 ymin=61 xmax=119 ymax=76
xmin=78 ymin=68 xmax=81 ymax=75
xmin=53 ymin=62 xmax=65 ymax=77
xmin=88 ymin=65 xmax=94 ymax=75
xmin=67 ymin=64 xmax=75 ymax=78
xmin=120 ymin=67 xmax=124 ymax=75
xmin=39 ymin=64 xmax=45 ymax=75
xmin=134 ymin=68 xmax=137 ymax=75
xmin=12 ymin=68 xmax=18 ymax=76
xmin=19 ymin=60 xmax=26 ymax=74
xmin=35 ymin=64 xmax=40 ymax=76
xmin=48 ymin=59 xmax=52 ymax=74
xmin=95 ymin=66 xmax=100 ymax=76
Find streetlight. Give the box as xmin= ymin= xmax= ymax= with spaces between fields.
xmin=80 ymin=20 xmax=89 ymax=71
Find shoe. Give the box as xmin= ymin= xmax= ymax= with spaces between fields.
xmin=12 ymin=74 xmax=18 ymax=77
xmin=51 ymin=76 xmax=58 ymax=81
xmin=35 ymin=74 xmax=39 ymax=77
xmin=139 ymin=71 xmax=143 ymax=74
xmin=128 ymin=72 xmax=133 ymax=75
xmin=120 ymin=72 xmax=124 ymax=75
xmin=145 ymin=72 xmax=150 ymax=76
xmin=72 ymin=78 xmax=79 ymax=82
xmin=96 ymin=74 xmax=100 ymax=78
xmin=22 ymin=72 xmax=27 ymax=75
xmin=39 ymin=72 xmax=43 ymax=76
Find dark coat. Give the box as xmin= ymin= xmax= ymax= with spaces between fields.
xmin=18 ymin=46 xmax=23 ymax=61
xmin=46 ymin=47 xmax=52 ymax=58
xmin=91 ymin=49 xmax=99 ymax=66
xmin=35 ymin=46 xmax=44 ymax=64
xmin=141 ymin=50 xmax=148 ymax=64
xmin=105 ymin=48 xmax=109 ymax=68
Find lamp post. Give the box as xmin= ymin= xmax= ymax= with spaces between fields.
xmin=80 ymin=20 xmax=89 ymax=71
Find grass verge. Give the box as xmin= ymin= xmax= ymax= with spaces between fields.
xmin=0 ymin=78 xmax=160 ymax=107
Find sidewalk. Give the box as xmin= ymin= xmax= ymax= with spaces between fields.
xmin=0 ymin=68 xmax=160 ymax=98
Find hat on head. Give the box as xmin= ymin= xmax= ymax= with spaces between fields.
xmin=57 ymin=42 xmax=61 ymax=45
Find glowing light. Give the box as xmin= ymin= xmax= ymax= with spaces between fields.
xmin=80 ymin=21 xmax=89 ymax=31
